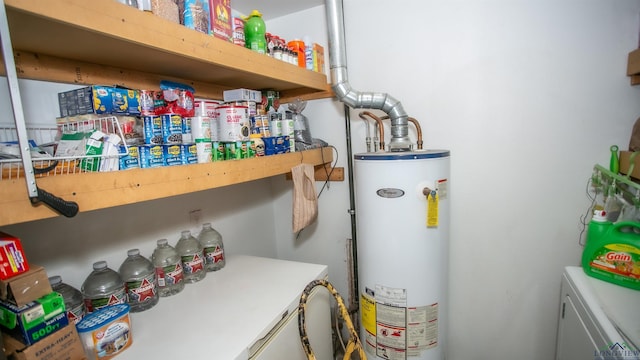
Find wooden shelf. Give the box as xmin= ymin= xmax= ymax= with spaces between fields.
xmin=0 ymin=147 xmax=333 ymax=226
xmin=2 ymin=0 xmax=332 ymax=102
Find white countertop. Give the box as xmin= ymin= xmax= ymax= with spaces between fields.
xmin=565 ymin=266 xmax=640 ymax=348
xmin=118 ymin=255 xmax=328 ymax=360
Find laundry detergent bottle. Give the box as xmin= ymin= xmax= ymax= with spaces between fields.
xmin=582 ymin=209 xmax=640 ymax=290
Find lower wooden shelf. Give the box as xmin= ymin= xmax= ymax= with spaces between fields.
xmin=0 ymin=147 xmax=333 ymax=226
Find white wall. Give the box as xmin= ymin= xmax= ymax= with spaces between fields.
xmin=272 ymin=1 xmax=640 ymax=359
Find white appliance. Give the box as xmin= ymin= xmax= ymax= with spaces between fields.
xmin=119 ymin=255 xmax=333 ymax=360
xmin=555 ymin=266 xmax=640 ymax=360
xmin=354 ymin=151 xmax=450 ymax=360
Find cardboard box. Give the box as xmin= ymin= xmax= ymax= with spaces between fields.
xmin=312 ymin=43 xmax=325 ymax=74
xmin=619 ymin=151 xmax=640 ymax=179
xmin=0 ymin=266 xmax=51 ymax=307
xmin=58 ymin=86 xmax=140 ymax=117
xmin=3 ymin=323 xmax=86 ymax=360
xmin=627 ymin=49 xmax=640 ymax=76
xmin=0 ymin=292 xmax=68 ymax=345
xmin=263 ymin=135 xmax=291 ymax=155
xmin=0 ymin=233 xmax=29 ymax=281
xmin=223 ymin=88 xmax=262 ymax=103
xmin=209 ymin=0 xmax=232 ymax=42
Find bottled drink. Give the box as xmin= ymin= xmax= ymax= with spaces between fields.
xmin=119 ymin=249 xmax=159 ymax=312
xmin=49 ymin=275 xmax=86 ymax=325
xmin=152 ymin=239 xmax=185 ymax=297
xmin=244 ymin=10 xmax=267 ymax=54
xmin=81 ymin=261 xmax=126 ymax=313
xmin=175 ymin=230 xmax=206 ymax=283
xmin=198 ymin=222 xmax=226 ymax=272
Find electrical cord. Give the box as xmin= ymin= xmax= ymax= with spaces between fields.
xmin=579 ymin=176 xmax=597 ymax=246
xmin=318 ymin=145 xmax=339 ymax=198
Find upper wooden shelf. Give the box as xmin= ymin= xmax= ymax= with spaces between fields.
xmin=2 ymin=0 xmax=332 ymax=102
xmin=0 ymin=147 xmax=334 ymax=226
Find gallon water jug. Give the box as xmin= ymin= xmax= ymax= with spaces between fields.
xmin=582 ymin=209 xmax=640 ymax=290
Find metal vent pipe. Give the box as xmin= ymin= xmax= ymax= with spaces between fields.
xmin=325 ymin=0 xmax=412 ymax=151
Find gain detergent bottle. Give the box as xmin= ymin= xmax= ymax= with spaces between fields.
xmin=582 ymin=209 xmax=640 ymax=290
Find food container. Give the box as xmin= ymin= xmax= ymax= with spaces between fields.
xmin=76 ymin=304 xmax=132 ymax=360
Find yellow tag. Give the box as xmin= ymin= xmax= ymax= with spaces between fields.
xmin=360 ymin=293 xmax=376 ymax=335
xmin=427 ymin=192 xmax=439 ymax=227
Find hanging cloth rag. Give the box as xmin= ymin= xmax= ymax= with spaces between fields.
xmin=292 ymin=163 xmax=318 ymax=233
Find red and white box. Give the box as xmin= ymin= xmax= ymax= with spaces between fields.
xmin=209 ymin=0 xmax=232 ymax=42
xmin=0 ymin=232 xmax=29 ymax=280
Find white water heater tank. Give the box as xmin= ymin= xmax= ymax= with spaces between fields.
xmin=354 ymin=150 xmax=450 ymax=360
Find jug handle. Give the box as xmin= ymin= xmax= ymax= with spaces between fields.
xmin=610 ymin=221 xmax=640 ymax=233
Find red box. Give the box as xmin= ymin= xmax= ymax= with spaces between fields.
xmin=209 ymin=0 xmax=232 ymax=42
xmin=0 ymin=232 xmax=29 ymax=280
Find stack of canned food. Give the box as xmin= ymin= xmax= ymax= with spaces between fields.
xmin=117 ymin=89 xmax=292 ymax=171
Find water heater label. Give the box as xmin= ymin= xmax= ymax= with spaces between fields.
xmin=376 ymin=188 xmax=405 ymax=198
xmin=362 ymin=286 xmax=439 ymax=359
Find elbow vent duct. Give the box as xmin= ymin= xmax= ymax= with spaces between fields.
xmin=325 ymin=0 xmax=413 ymax=152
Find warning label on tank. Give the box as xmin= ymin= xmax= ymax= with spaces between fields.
xmin=407 ymin=303 xmax=439 ymax=356
xmin=361 ymin=286 xmax=439 ymax=359
xmin=437 ymin=179 xmax=448 ymax=200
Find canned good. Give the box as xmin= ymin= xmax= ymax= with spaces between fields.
xmin=161 ymin=113 xmax=183 ymax=144
xmin=224 ymin=142 xmax=241 ymax=160
xmin=189 ymin=116 xmax=212 ymax=140
xmin=215 ymin=105 xmax=250 ymax=141
xmin=212 ymin=141 xmax=225 ymax=161
xmin=269 ymin=112 xmax=283 ymax=137
xmin=250 ymin=134 xmax=265 ymax=157
xmin=119 ymin=145 xmax=140 ymax=170
xmin=194 ymin=139 xmax=212 ymax=164
xmin=233 ymin=17 xmax=245 ymax=46
xmin=143 ymin=115 xmax=163 ymax=145
xmin=182 ymin=116 xmax=192 ymax=143
xmin=163 ymin=144 xmax=183 ymax=166
xmin=194 ymin=100 xmax=220 ymax=118
xmin=181 ymin=143 xmax=198 ymax=165
xmin=140 ymin=90 xmax=156 ymax=115
xmin=262 ymin=90 xmax=280 ymax=112
xmin=139 ymin=144 xmax=165 ymax=168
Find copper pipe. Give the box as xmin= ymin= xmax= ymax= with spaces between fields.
xmin=359 ymin=111 xmax=385 ymax=151
xmin=408 ymin=117 xmax=423 ymax=150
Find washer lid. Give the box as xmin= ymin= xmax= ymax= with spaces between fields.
xmin=355 ymin=149 xmax=450 ymax=161
xmin=565 ymin=266 xmax=640 ymax=348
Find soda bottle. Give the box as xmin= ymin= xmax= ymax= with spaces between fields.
xmin=49 ymin=275 xmax=86 ymax=325
xmin=175 ymin=230 xmax=206 ymax=283
xmin=244 ymin=10 xmax=267 ymax=54
xmin=119 ymin=249 xmax=159 ymax=312
xmin=198 ymin=222 xmax=226 ymax=272
xmin=152 ymin=239 xmax=185 ymax=297
xmin=81 ymin=261 xmax=127 ymax=313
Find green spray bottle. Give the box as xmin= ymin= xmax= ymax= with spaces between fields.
xmin=244 ymin=10 xmax=266 ymax=54
xmin=582 ymin=209 xmax=640 ymax=290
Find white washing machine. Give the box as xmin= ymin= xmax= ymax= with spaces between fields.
xmin=555 ymin=266 xmax=640 ymax=360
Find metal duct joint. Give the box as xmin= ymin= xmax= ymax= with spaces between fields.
xmin=325 ymin=0 xmax=413 ymax=152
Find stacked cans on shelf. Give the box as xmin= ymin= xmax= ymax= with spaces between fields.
xmin=134 ymin=87 xmax=198 ymax=169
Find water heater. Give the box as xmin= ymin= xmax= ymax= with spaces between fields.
xmin=354 ymin=150 xmax=450 ymax=360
